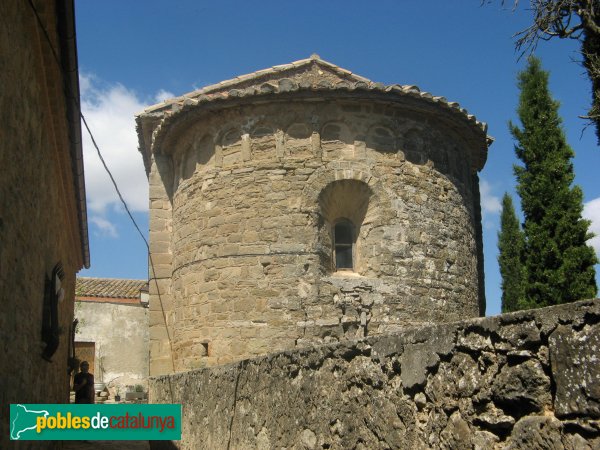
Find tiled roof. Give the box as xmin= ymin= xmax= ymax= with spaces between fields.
xmin=76 ymin=277 xmax=147 ymax=299
xmin=136 ymin=54 xmax=491 ymax=173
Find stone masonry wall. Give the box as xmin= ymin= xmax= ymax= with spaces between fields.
xmin=149 ymin=153 xmax=176 ymax=375
xmin=150 ymin=298 xmax=600 ymax=449
xmin=150 ymin=99 xmax=484 ymax=372
xmin=0 ymin=1 xmax=84 ymax=449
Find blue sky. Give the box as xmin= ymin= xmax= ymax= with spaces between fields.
xmin=75 ymin=0 xmax=600 ymax=316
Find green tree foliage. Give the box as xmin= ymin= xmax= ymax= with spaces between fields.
xmin=498 ymin=193 xmax=525 ymax=312
xmin=510 ymin=56 xmax=597 ymax=308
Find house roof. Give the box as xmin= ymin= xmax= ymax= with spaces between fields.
xmin=136 ymin=55 xmax=491 ymax=173
xmin=56 ymin=0 xmax=89 ymax=268
xmin=76 ymin=277 xmax=147 ymax=300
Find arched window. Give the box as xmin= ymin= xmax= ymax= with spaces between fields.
xmin=334 ymin=220 xmax=354 ymax=270
xmin=318 ymin=179 xmax=373 ymax=274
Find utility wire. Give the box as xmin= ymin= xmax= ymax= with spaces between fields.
xmin=79 ymin=115 xmax=149 ymax=249
xmin=28 ymin=0 xmax=176 ymax=378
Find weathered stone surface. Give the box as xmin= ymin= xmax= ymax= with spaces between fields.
xmin=491 ymin=359 xmax=551 ymax=414
xmin=550 ymin=323 xmax=600 ymax=418
xmin=472 ymin=430 xmax=500 ymax=450
xmin=149 ymin=299 xmax=600 ymax=449
xmin=414 ymin=392 xmax=427 ymax=410
xmin=457 ymin=329 xmax=493 ymax=352
xmin=504 ymin=415 xmax=564 ymax=450
xmin=425 ymin=352 xmax=481 ymax=406
xmin=141 ymin=60 xmax=489 ymax=372
xmin=474 ymin=404 xmax=515 ymax=430
xmin=401 ymin=342 xmax=440 ymax=389
xmin=495 ymin=319 xmax=541 ymax=351
xmin=439 ymin=411 xmax=472 ymax=449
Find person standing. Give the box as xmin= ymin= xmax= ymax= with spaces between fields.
xmin=73 ymin=361 xmax=95 ymax=404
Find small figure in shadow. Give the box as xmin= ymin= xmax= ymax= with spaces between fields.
xmin=73 ymin=361 xmax=95 ymax=404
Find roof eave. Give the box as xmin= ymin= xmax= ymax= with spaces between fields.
xmin=57 ymin=0 xmax=89 ymax=269
xmin=147 ymin=87 xmax=490 ymax=171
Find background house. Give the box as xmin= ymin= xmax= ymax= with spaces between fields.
xmin=74 ymin=277 xmax=149 ymax=399
xmin=0 ymin=0 xmax=89 ymax=448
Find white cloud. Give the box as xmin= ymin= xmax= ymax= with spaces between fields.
xmin=80 ymin=75 xmax=147 ymax=215
xmin=479 ymin=179 xmax=502 ymax=230
xmin=81 ymin=74 xmax=150 ymax=217
xmin=154 ymin=89 xmax=175 ymax=104
xmin=80 ymin=75 xmax=174 ymax=236
xmin=480 ymin=179 xmax=502 ymax=215
xmin=90 ymin=216 xmax=119 ymax=238
xmin=583 ymin=197 xmax=600 ymax=256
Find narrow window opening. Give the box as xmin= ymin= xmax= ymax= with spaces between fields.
xmin=334 ymin=220 xmax=354 ymax=270
xmin=201 ymin=342 xmax=209 ymax=357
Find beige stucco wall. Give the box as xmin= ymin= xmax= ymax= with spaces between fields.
xmin=75 ymin=301 xmax=149 ymax=393
xmin=148 ymin=98 xmax=486 ymax=372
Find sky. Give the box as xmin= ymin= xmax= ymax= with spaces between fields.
xmin=75 ymin=0 xmax=600 ymax=316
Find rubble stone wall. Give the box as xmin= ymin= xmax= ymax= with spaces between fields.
xmin=150 ymin=298 xmax=600 ymax=449
xmin=150 ymin=99 xmax=485 ymax=371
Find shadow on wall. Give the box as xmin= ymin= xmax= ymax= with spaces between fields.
xmin=150 ymin=441 xmax=178 ymax=450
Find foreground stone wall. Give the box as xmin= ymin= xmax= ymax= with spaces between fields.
xmin=150 ymin=298 xmax=600 ymax=449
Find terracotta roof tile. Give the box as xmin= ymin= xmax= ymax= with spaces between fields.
xmin=136 ymin=55 xmax=487 ymax=134
xmin=76 ymin=277 xmax=147 ymax=299
xmin=136 ymin=55 xmax=491 ymax=174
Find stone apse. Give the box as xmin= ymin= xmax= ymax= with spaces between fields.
xmin=136 ymin=55 xmax=490 ymax=374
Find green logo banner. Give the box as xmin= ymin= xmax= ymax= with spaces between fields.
xmin=10 ymin=404 xmax=181 ymax=440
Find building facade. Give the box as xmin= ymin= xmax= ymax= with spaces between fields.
xmin=74 ymin=277 xmax=149 ymax=399
xmin=1 ymin=0 xmax=88 ymax=447
xmin=137 ymin=56 xmax=490 ymax=374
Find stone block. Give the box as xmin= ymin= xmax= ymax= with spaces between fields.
xmin=495 ymin=320 xmax=541 ymax=351
xmin=233 ymin=297 xmax=255 ymax=313
xmin=149 ymin=253 xmax=173 ymax=266
xmin=550 ymin=323 xmax=600 ymax=418
xmin=150 ymin=240 xmax=170 ymax=254
xmin=400 ymin=341 xmax=440 ymax=389
xmin=491 ymin=359 xmax=551 ymax=413
xmin=150 ymin=264 xmax=173 ymax=279
xmin=148 ymin=278 xmax=171 ymax=295
xmin=149 ymin=231 xmax=172 ymax=244
xmin=457 ymin=330 xmax=493 ymax=352
xmin=149 ymin=358 xmax=175 ymax=377
xmin=505 ymin=415 xmax=564 ymax=450
xmin=440 ymin=411 xmax=472 ymax=449
xmin=149 ymin=185 xmax=169 ymax=200
xmin=150 ymin=208 xmax=172 ymax=220
xmin=149 ymin=324 xmax=171 ymax=341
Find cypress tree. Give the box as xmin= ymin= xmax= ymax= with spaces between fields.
xmin=510 ymin=56 xmax=597 ymax=308
xmin=498 ymin=193 xmax=525 ymax=312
